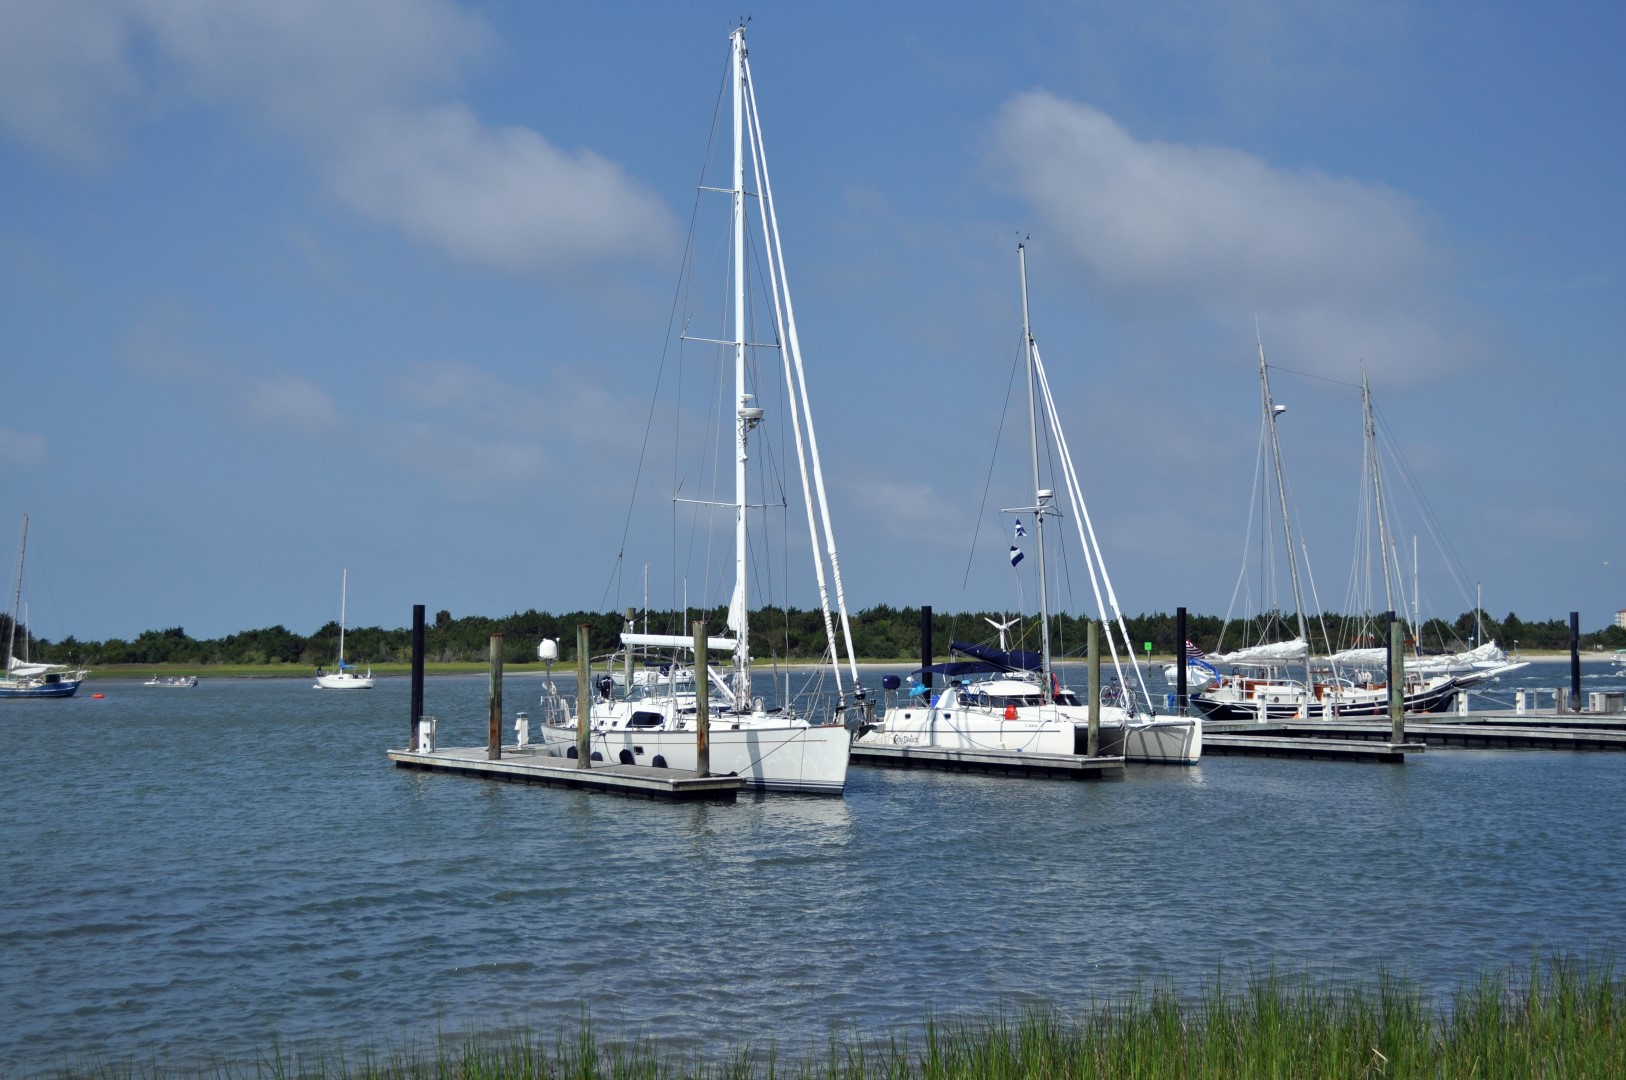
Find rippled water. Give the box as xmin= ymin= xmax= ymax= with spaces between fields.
xmin=3 ymin=660 xmax=1625 ymax=1074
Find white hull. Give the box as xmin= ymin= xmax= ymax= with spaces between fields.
xmin=535 ymin=721 xmax=849 ymax=795
xmin=315 ymin=671 xmax=374 ymax=690
xmin=1124 ymin=715 xmax=1203 ymax=764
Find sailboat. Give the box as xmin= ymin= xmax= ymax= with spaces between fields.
xmin=531 ymin=26 xmax=864 ymax=794
xmin=1187 ymin=350 xmax=1461 ymax=721
xmin=314 ymin=568 xmax=373 ymax=689
xmin=1 ymin=515 xmax=89 ymax=699
xmin=856 ymin=245 xmax=1201 ymax=764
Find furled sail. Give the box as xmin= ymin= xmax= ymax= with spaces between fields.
xmin=1210 ymin=638 xmax=1309 ymax=664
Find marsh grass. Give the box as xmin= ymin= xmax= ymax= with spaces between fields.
xmin=45 ymin=955 xmax=1626 ymax=1079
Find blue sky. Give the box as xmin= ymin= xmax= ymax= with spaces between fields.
xmin=1 ymin=1 xmax=1621 ymax=645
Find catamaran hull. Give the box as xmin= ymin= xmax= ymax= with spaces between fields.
xmin=1122 ymin=716 xmax=1203 ymax=764
xmin=535 ymin=723 xmax=850 ymax=795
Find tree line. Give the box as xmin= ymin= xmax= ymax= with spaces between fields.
xmin=7 ymin=605 xmax=1624 ymax=668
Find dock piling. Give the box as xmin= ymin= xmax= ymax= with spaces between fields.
xmin=575 ymin=624 xmax=591 ymax=768
xmin=694 ymin=620 xmax=710 ymax=778
xmin=1570 ymin=612 xmax=1582 ymax=711
xmin=1087 ymin=618 xmax=1101 ymax=757
xmin=1388 ymin=611 xmax=1404 ymax=743
xmin=1175 ymin=606 xmax=1187 ymax=713
xmin=410 ymin=604 xmax=425 ymax=750
xmin=920 ymin=605 xmax=933 ymax=696
xmin=487 ymin=633 xmax=503 ymax=760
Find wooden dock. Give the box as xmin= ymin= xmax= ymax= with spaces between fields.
xmin=849 ymin=742 xmax=1125 ymax=780
xmin=389 ymin=744 xmax=745 ymax=800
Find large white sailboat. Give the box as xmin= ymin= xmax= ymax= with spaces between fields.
xmin=1 ymin=515 xmax=89 ymax=699
xmin=532 ymin=27 xmax=864 ymax=794
xmin=314 ymin=569 xmax=373 ymax=690
xmin=857 ymin=245 xmax=1200 ymax=764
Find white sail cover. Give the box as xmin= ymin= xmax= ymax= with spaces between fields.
xmin=1210 ymin=638 xmax=1309 ymax=664
xmin=620 ymin=632 xmax=740 ymax=654
xmin=1329 ymin=647 xmax=1388 ymax=665
xmin=6 ymin=657 xmax=55 ymax=677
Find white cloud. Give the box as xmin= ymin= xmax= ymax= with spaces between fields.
xmin=242 ymin=374 xmax=342 ymax=435
xmin=0 ymin=0 xmax=675 ymax=270
xmin=0 ymin=425 xmax=48 ymax=468
xmin=992 ymin=92 xmax=1472 ymax=382
xmin=330 ymin=106 xmax=675 ymax=272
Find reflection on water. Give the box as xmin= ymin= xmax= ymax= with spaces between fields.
xmin=1 ymin=662 xmax=1623 ymax=1073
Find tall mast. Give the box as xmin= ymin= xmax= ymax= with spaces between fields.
xmin=6 ymin=515 xmax=27 ymax=668
xmin=1258 ymin=341 xmax=1311 ymax=664
xmin=338 ymin=568 xmax=348 ymax=666
xmin=1018 ymin=245 xmax=1054 ymax=698
xmin=729 ymin=25 xmax=750 ymax=705
xmin=1362 ymin=370 xmax=1396 ymax=620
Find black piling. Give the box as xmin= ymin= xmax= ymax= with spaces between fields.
xmin=920 ymin=605 xmax=933 ymax=693
xmin=1571 ymin=611 xmax=1582 ymax=711
xmin=410 ymin=604 xmax=425 ymax=749
xmin=1175 ymin=606 xmax=1188 ymax=713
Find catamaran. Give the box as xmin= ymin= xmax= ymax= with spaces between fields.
xmin=856 ymin=245 xmax=1200 ymax=764
xmin=531 ymin=26 xmax=866 ymax=794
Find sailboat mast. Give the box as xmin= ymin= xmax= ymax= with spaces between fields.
xmin=1363 ymin=371 xmax=1397 ymax=620
xmin=1258 ymin=343 xmax=1312 ymax=660
xmin=1018 ymin=245 xmax=1053 ymax=698
xmin=6 ymin=515 xmax=27 ymax=668
xmin=729 ymin=26 xmax=750 ymax=704
xmin=338 ymin=568 xmax=348 ymax=666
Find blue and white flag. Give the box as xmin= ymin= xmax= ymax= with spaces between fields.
xmin=1014 ymin=518 xmax=1027 ymax=538
xmin=1009 ymin=545 xmax=1024 ymax=567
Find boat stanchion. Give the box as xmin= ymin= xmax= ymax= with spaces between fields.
xmin=410 ymin=604 xmax=425 ymax=749
xmin=576 ymin=624 xmax=591 ymax=769
xmin=694 ymin=620 xmax=710 ymax=778
xmin=488 ymin=633 xmax=503 ymax=761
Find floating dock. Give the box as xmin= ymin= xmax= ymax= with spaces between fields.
xmin=1205 ymin=713 xmax=1626 ymax=754
xmin=849 ymin=742 xmax=1125 ymax=779
xmin=1202 ymin=726 xmax=1424 ymax=763
xmin=389 ymin=744 xmax=745 ymax=801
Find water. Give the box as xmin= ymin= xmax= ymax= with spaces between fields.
xmin=3 ymin=660 xmax=1625 ymax=1073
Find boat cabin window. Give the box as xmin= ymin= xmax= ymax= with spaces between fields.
xmin=627 ymin=711 xmax=666 ymax=729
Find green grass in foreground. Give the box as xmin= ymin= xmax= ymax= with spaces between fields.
xmin=50 ymin=956 xmax=1626 ymax=1079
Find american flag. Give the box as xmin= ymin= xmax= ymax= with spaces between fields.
xmin=1009 ymin=546 xmax=1024 ymax=567
xmin=1185 ymin=640 xmax=1206 ymax=660
xmin=1014 ymin=518 xmax=1027 ymax=538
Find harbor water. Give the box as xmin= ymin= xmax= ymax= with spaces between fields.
xmin=3 ymin=659 xmax=1624 ymax=1074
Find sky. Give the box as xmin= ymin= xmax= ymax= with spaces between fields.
xmin=1 ymin=0 xmax=1622 ymax=646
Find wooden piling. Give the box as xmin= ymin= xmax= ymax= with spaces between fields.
xmin=487 ymin=633 xmax=503 ymax=760
xmin=1087 ymin=618 xmax=1101 ymax=758
xmin=694 ymin=620 xmax=710 ymax=778
xmin=575 ymin=624 xmax=591 ymax=768
xmin=410 ymin=604 xmax=425 ymax=750
xmin=1388 ymin=611 xmax=1405 ymax=743
xmin=624 ymin=607 xmax=636 ymax=694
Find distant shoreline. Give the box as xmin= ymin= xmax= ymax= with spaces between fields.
xmin=87 ymin=650 xmax=1620 ymax=681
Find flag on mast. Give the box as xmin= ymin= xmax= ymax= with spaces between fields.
xmin=1009 ymin=546 xmax=1024 ymax=567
